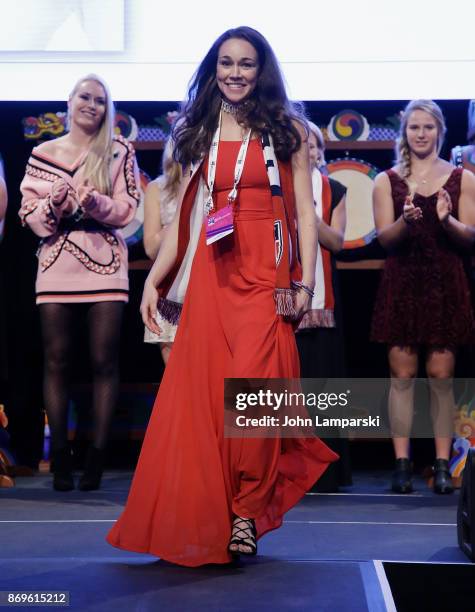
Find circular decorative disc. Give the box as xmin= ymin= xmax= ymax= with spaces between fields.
xmin=327 ymin=109 xmax=370 ymax=141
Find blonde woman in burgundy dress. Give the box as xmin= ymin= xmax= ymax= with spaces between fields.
xmin=371 ymin=99 xmax=475 ymax=494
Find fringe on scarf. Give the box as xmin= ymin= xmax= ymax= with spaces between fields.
xmin=298 ymin=308 xmax=336 ymax=330
xmin=157 ymin=297 xmax=183 ymax=325
xmin=274 ymin=288 xmax=297 ymax=317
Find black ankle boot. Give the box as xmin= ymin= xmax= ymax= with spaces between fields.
xmin=51 ymin=447 xmax=74 ymax=492
xmin=78 ymin=446 xmax=105 ymax=491
xmin=391 ymin=458 xmax=413 ymax=493
xmin=433 ymin=458 xmax=453 ymax=494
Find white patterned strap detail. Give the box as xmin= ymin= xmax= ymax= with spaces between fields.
xmin=311 ymin=168 xmax=325 ymax=311
xmin=205 ymin=112 xmax=252 ymax=213
xmin=261 ymin=132 xmax=282 ymax=193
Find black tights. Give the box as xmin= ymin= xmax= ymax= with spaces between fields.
xmin=39 ymin=302 xmax=124 ymax=452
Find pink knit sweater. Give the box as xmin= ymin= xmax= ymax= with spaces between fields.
xmin=19 ymin=136 xmax=140 ymax=304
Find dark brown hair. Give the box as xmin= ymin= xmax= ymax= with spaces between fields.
xmin=173 ymin=26 xmax=305 ymax=164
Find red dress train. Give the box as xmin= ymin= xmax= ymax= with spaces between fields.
xmin=107 ymin=140 xmax=337 ymax=567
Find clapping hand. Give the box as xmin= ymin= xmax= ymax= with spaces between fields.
xmin=436 ymin=188 xmax=452 ymax=224
xmin=403 ymin=195 xmax=423 ymax=223
xmin=77 ymin=180 xmax=95 ymax=207
xmin=51 ymin=178 xmax=69 ymax=206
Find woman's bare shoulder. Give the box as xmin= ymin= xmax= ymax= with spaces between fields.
xmin=146 ymin=178 xmax=163 ymax=191
xmin=374 ymin=169 xmax=393 ymax=186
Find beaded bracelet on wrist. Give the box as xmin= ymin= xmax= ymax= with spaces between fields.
xmin=291 ymin=280 xmax=315 ymax=298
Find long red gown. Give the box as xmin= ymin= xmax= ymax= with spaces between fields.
xmin=106 ymin=140 xmax=337 ymax=567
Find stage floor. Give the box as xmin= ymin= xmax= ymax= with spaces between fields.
xmin=0 ymin=471 xmax=471 ymax=611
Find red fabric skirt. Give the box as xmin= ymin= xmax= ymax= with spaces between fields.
xmin=107 ymin=143 xmax=337 ymax=566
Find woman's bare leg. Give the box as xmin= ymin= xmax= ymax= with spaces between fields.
xmin=425 ymin=348 xmax=456 ymax=460
xmin=160 ymin=342 xmax=173 ymax=365
xmin=388 ymin=346 xmax=418 ymax=458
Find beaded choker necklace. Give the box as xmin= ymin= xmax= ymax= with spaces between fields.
xmin=221 ymin=98 xmax=251 ymax=116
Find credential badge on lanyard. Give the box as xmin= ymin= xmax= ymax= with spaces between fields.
xmin=205 ymin=113 xmax=252 ymax=246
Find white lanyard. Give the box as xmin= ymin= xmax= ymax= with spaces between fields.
xmin=205 ymin=112 xmax=252 ymax=215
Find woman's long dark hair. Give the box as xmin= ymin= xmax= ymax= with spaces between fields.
xmin=173 ymin=26 xmax=305 ymax=164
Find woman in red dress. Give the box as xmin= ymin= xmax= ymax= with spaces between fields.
xmin=107 ymin=26 xmax=336 ymax=567
xmin=371 ymin=99 xmax=475 ymax=494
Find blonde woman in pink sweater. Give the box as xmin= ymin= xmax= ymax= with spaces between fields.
xmin=19 ymin=74 xmax=140 ymax=492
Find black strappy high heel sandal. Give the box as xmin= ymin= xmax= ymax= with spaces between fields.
xmin=228 ymin=516 xmax=257 ymax=556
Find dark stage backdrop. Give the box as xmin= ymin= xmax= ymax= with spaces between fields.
xmin=0 ymin=99 xmax=472 ymax=468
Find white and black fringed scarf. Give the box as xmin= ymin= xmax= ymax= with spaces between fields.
xmin=158 ymin=133 xmax=300 ymax=324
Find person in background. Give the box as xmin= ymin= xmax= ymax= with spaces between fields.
xmin=19 ymin=74 xmax=139 ymax=491
xmin=371 ymin=99 xmax=475 ymax=494
xmin=296 ymin=121 xmax=351 ymax=491
xmin=450 ymin=100 xmax=475 ymax=174
xmin=0 ymin=158 xmax=8 ymax=412
xmin=142 ymin=137 xmax=182 ymax=364
xmin=0 ymin=157 xmax=7 ymax=230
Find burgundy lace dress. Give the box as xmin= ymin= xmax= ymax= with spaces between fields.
xmin=371 ymin=168 xmax=474 ymax=348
